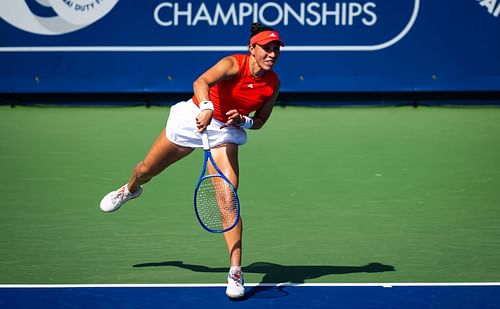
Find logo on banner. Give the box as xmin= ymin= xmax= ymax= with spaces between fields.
xmin=476 ymin=0 xmax=500 ymax=17
xmin=0 ymin=0 xmax=119 ymax=35
xmin=0 ymin=0 xmax=421 ymax=52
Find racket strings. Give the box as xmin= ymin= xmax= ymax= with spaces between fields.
xmin=196 ymin=176 xmax=238 ymax=231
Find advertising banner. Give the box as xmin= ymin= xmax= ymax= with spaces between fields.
xmin=1 ymin=0 xmax=499 ymax=94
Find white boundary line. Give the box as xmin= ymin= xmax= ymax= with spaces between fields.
xmin=0 ymin=0 xmax=419 ymax=52
xmin=1 ymin=282 xmax=499 ymax=289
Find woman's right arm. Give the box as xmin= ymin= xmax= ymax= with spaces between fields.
xmin=193 ymin=56 xmax=239 ymax=104
xmin=193 ymin=56 xmax=239 ymax=132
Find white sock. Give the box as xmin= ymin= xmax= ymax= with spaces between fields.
xmin=229 ymin=266 xmax=241 ymax=274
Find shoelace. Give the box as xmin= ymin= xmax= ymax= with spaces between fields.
xmin=229 ymin=271 xmax=243 ymax=286
xmin=111 ymin=187 xmax=128 ymax=204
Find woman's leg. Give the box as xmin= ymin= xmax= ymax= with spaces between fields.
xmin=209 ymin=144 xmax=242 ymax=267
xmin=100 ymin=128 xmax=193 ymax=212
xmin=210 ymin=143 xmax=245 ymax=298
xmin=127 ymin=128 xmax=194 ymax=193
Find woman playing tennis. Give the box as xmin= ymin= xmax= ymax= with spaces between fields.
xmin=100 ymin=23 xmax=284 ymax=299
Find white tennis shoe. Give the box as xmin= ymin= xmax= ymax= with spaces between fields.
xmin=100 ymin=184 xmax=143 ymax=213
xmin=226 ymin=267 xmax=245 ymax=299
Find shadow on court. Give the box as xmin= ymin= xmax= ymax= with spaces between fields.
xmin=133 ymin=261 xmax=395 ymax=299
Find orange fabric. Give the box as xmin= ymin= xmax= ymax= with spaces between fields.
xmin=250 ymin=30 xmax=285 ymax=46
xmin=193 ymin=54 xmax=279 ymax=123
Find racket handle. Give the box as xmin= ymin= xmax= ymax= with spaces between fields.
xmin=201 ymin=130 xmax=210 ymax=150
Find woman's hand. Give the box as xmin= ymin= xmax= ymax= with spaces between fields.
xmin=196 ymin=110 xmax=213 ymax=132
xmin=223 ymin=109 xmax=243 ymax=127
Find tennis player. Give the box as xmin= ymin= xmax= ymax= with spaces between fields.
xmin=100 ymin=23 xmax=284 ymax=299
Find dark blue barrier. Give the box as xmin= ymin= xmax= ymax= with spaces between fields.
xmin=1 ymin=0 xmax=499 ymax=97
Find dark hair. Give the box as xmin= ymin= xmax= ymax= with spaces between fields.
xmin=250 ymin=23 xmax=274 ymax=39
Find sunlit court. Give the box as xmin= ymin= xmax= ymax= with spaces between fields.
xmin=1 ymin=0 xmax=500 ymax=307
xmin=1 ymin=106 xmax=500 ymax=307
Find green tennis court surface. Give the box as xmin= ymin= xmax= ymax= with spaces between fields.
xmin=1 ymin=105 xmax=499 ymax=285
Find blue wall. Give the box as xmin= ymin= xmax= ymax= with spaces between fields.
xmin=1 ymin=0 xmax=499 ymax=95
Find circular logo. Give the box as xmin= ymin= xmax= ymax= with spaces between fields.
xmin=0 ymin=0 xmax=119 ymax=35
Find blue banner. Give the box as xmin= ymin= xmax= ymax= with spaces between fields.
xmin=1 ymin=0 xmax=499 ymax=94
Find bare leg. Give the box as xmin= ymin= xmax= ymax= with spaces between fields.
xmin=210 ymin=144 xmax=242 ymax=267
xmin=128 ymin=128 xmax=194 ymax=193
xmin=226 ymin=219 xmax=243 ymax=266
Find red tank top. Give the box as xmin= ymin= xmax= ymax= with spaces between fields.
xmin=193 ymin=54 xmax=279 ymax=123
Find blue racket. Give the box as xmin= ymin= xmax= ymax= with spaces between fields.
xmin=194 ymin=130 xmax=240 ymax=233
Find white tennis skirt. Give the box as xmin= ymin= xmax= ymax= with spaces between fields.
xmin=166 ymin=99 xmax=247 ymax=148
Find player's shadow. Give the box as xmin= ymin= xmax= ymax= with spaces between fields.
xmin=133 ymin=261 xmax=395 ymax=299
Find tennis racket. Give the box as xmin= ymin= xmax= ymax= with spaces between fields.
xmin=194 ymin=130 xmax=240 ymax=233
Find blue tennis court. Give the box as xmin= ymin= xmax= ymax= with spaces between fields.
xmin=1 ymin=283 xmax=499 ymax=308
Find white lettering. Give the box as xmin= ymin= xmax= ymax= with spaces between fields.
xmin=306 ymin=3 xmax=322 ymax=26
xmin=154 ymin=2 xmax=173 ymax=26
xmin=238 ymin=2 xmax=254 ymax=25
xmin=213 ymin=3 xmax=238 ymax=25
xmin=341 ymin=2 xmax=347 ymax=25
xmin=363 ymin=3 xmax=377 ymax=26
xmin=349 ymin=3 xmax=363 ymax=25
xmin=322 ymin=2 xmax=341 ymax=26
xmin=283 ymin=3 xmax=305 ymax=26
xmin=477 ymin=0 xmax=500 ymax=18
xmin=259 ymin=2 xmax=283 ymax=26
xmin=479 ymin=0 xmax=497 ymax=14
xmin=174 ymin=3 xmax=192 ymax=26
xmin=153 ymin=1 xmax=380 ymax=27
xmin=192 ymin=3 xmax=212 ymax=26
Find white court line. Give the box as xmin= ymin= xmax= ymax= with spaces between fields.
xmin=1 ymin=282 xmax=499 ymax=288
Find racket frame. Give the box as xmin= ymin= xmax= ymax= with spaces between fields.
xmin=194 ymin=131 xmax=240 ymax=233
